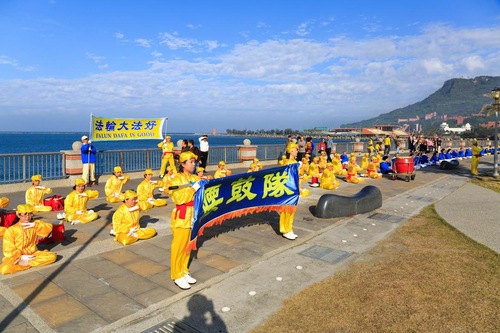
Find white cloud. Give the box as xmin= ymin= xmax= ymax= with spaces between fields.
xmin=0 ymin=55 xmax=35 ymax=72
xmin=135 ymin=39 xmax=153 ymax=48
xmin=2 ymin=24 xmax=500 ymax=132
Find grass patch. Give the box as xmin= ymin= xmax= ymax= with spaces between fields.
xmin=252 ymin=206 xmax=500 ymax=333
xmin=470 ymin=176 xmax=500 ymax=193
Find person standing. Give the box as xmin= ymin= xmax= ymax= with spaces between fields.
xmin=198 ymin=135 xmax=209 ymax=169
xmin=326 ymin=135 xmax=334 ymax=162
xmin=81 ymin=136 xmax=97 ymax=186
xmin=158 ymin=136 xmax=176 ymax=178
xmin=471 ymin=140 xmax=482 ymax=175
xmin=383 ymin=135 xmax=391 ymax=156
xmin=25 ymin=174 xmax=53 ymax=212
xmin=0 ymin=204 xmax=57 ymax=275
xmin=169 ymin=151 xmax=201 ymax=289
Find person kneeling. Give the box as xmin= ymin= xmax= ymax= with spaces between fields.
xmin=0 ymin=204 xmax=57 ymax=275
xmin=112 ymin=190 xmax=156 ymax=246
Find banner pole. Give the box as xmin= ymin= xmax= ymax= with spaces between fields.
xmin=164 ymin=117 xmax=168 ymax=138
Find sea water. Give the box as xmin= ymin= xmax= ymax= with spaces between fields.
xmin=0 ymin=132 xmax=288 ymax=154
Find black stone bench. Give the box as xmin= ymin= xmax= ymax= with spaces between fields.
xmin=315 ymin=185 xmax=382 ymax=218
xmin=439 ymin=159 xmax=459 ymax=170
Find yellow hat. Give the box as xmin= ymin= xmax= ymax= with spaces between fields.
xmin=218 ymin=160 xmax=226 ymax=166
xmin=144 ymin=168 xmax=154 ymax=175
xmin=253 ymin=158 xmax=259 ymax=162
xmin=31 ymin=174 xmax=42 ymax=182
xmin=472 ymin=140 xmax=478 ymax=145
xmin=124 ymin=190 xmax=137 ymax=200
xmin=17 ymin=204 xmax=34 ymax=214
xmin=326 ymin=162 xmax=333 ymax=167
xmin=165 ymin=135 xmax=171 ymax=139
xmin=179 ymin=151 xmax=198 ymax=163
xmin=196 ymin=167 xmax=205 ymax=173
xmin=313 ymin=157 xmax=319 ymax=162
xmin=114 ymin=166 xmax=122 ymax=173
xmin=286 ymin=142 xmax=298 ymax=153
xmin=75 ymin=178 xmax=86 ymax=186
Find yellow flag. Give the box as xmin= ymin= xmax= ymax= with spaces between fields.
xmin=91 ymin=116 xmax=166 ymax=141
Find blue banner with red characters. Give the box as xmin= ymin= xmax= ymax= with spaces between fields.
xmin=186 ymin=164 xmax=300 ymax=251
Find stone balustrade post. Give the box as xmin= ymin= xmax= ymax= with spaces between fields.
xmin=238 ymin=139 xmax=257 ymax=167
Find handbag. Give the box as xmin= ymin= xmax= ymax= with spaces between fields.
xmin=38 ymin=222 xmax=65 ymax=244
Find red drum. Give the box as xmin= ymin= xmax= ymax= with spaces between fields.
xmin=394 ymin=157 xmax=414 ymax=174
xmin=44 ymin=195 xmax=65 ymax=211
xmin=0 ymin=210 xmax=18 ymax=228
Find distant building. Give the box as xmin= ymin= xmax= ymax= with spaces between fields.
xmin=440 ymin=122 xmax=471 ymax=133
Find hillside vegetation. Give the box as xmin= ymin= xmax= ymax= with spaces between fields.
xmin=342 ymin=76 xmax=500 ymax=132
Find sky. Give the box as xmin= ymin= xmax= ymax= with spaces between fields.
xmin=1 ymin=0 xmax=500 ymax=133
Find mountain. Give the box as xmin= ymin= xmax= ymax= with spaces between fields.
xmin=341 ymin=76 xmax=500 ymax=131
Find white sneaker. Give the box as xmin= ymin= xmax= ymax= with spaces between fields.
xmin=109 ymin=229 xmax=116 ymax=236
xmin=174 ymin=277 xmax=191 ymax=290
xmin=283 ymin=232 xmax=297 ymax=240
xmin=159 ymin=188 xmax=164 ymax=192
xmin=71 ymin=220 xmax=81 ymax=225
xmin=56 ymin=212 xmax=66 ymax=220
xmin=184 ymin=274 xmax=197 ymax=284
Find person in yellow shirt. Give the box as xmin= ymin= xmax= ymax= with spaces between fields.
xmin=346 ymin=156 xmax=366 ymax=184
xmin=320 ymin=163 xmax=340 ymax=190
xmin=169 ymin=151 xmax=200 ymax=289
xmin=63 ymin=178 xmax=99 ymax=224
xmin=112 ymin=190 xmax=156 ymax=246
xmin=308 ymin=157 xmax=320 ymax=187
xmin=161 ymin=166 xmax=176 ymax=195
xmin=214 ymin=161 xmax=232 ymax=179
xmin=25 ymin=174 xmax=53 ymax=212
xmin=0 ymin=204 xmax=57 ymax=275
xmin=332 ymin=153 xmax=347 ymax=176
xmin=105 ymin=166 xmax=130 ymax=203
xmin=0 ymin=196 xmax=9 ymax=209
xmin=137 ymin=169 xmax=167 ymax=211
xmin=247 ymin=158 xmax=263 ymax=172
xmin=471 ymin=140 xmax=482 ymax=175
xmin=196 ymin=167 xmax=213 ymax=180
xmin=383 ymin=135 xmax=391 ymax=156
xmin=278 ymin=154 xmax=287 ymax=166
xmin=158 ymin=135 xmax=176 ymax=178
xmin=360 ymin=153 xmax=369 ymax=171
xmin=280 ymin=142 xmax=301 ymax=240
xmin=366 ymin=156 xmax=382 ymax=179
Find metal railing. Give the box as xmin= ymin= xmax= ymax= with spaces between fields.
xmin=2 ymin=140 xmax=483 ymax=185
xmin=0 ymin=152 xmax=66 ymax=184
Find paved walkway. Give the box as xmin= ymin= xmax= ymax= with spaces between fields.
xmin=0 ymin=155 xmax=498 ymax=332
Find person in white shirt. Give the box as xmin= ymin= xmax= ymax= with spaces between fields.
xmin=198 ymin=135 xmax=209 ymax=168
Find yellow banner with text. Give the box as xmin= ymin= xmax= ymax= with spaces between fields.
xmin=91 ymin=116 xmax=166 ymax=141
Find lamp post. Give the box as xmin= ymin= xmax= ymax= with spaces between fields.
xmin=483 ymin=87 xmax=500 ymax=177
xmin=492 ymin=88 xmax=500 ymax=177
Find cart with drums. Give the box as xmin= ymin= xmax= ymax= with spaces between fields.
xmin=391 ymin=156 xmax=416 ymax=182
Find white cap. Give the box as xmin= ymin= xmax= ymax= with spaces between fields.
xmin=81 ymin=135 xmax=89 ymax=141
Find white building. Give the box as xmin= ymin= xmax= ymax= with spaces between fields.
xmin=440 ymin=122 xmax=472 ymax=133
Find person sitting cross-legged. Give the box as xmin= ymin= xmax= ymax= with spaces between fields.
xmin=25 ymin=174 xmax=53 ymax=212
xmin=105 ymin=166 xmax=130 ymax=203
xmin=63 ymin=178 xmax=99 ymax=224
xmin=0 ymin=204 xmax=57 ymax=275
xmin=112 ymin=190 xmax=157 ymax=246
xmin=137 ymin=169 xmax=167 ymax=211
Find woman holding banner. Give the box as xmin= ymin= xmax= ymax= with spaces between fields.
xmin=280 ymin=142 xmax=300 ymax=240
xmin=169 ymin=151 xmax=201 ymax=290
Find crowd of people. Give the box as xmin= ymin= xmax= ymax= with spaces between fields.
xmin=0 ymin=133 xmax=496 ymax=287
